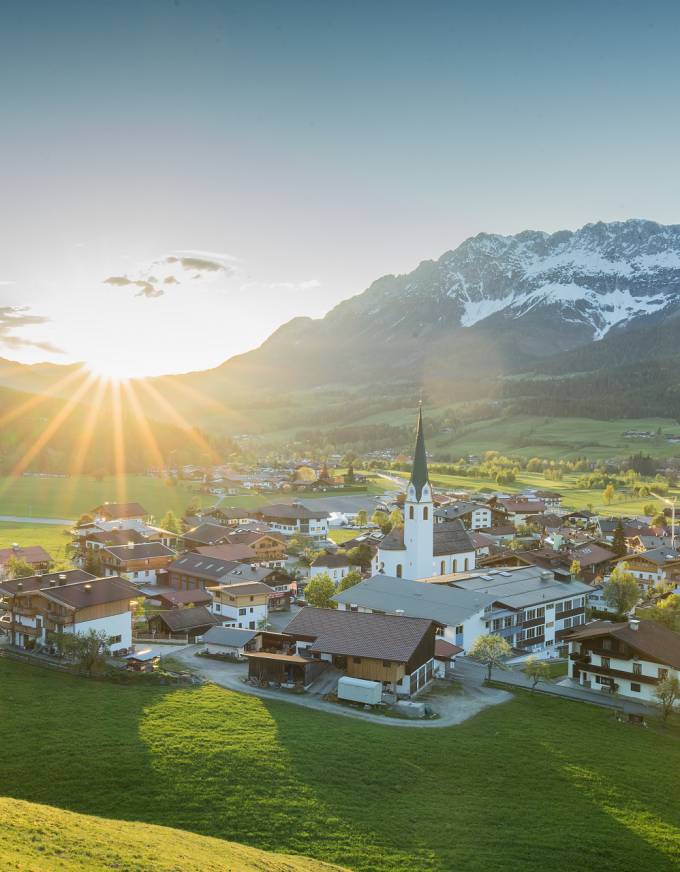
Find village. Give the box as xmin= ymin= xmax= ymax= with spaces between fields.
xmin=2 ymin=408 xmax=679 ymax=725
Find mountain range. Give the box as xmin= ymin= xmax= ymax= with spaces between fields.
xmin=3 ymin=218 xmax=680 ymax=452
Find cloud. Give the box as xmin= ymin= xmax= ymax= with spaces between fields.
xmin=103 ymin=275 xmax=165 ymax=298
xmin=0 ymin=306 xmax=64 ymax=354
xmin=164 ymin=276 xmax=179 ymax=285
xmin=166 ymin=255 xmax=235 ymax=274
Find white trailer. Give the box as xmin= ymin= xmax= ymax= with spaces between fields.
xmin=337 ymin=676 xmax=382 ymax=705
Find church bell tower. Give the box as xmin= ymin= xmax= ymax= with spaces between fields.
xmin=403 ymin=406 xmax=434 ymax=579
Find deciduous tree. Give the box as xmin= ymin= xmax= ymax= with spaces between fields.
xmin=602 ymin=564 xmax=639 ymax=616
xmin=337 ymin=569 xmax=362 ymax=592
xmin=654 ymin=675 xmax=680 ymax=722
xmin=304 ymin=573 xmax=337 ymax=609
xmin=469 ymin=634 xmax=511 ymax=682
xmin=522 ymin=656 xmax=551 ymax=691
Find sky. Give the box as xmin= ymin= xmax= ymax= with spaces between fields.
xmin=2 ymin=0 xmax=680 ymax=377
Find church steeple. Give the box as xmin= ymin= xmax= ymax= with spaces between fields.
xmin=409 ymin=406 xmax=430 ymax=502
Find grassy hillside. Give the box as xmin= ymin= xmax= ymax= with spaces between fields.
xmin=1 ymin=797 xmax=344 ymax=872
xmin=0 ymin=522 xmax=71 ymax=565
xmin=1 ymin=659 xmax=679 ymax=872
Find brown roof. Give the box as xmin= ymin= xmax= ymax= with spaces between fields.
xmin=569 ymin=543 xmax=617 ymax=568
xmin=22 ymin=575 xmax=138 ymax=610
xmin=0 ymin=569 xmax=95 ymax=596
xmin=0 ymin=545 xmax=51 ymax=566
xmin=284 ymin=607 xmax=435 ymax=663
xmin=218 ymin=581 xmax=275 ymax=598
xmin=499 ymin=499 xmax=546 ymax=514
xmin=83 ymin=529 xmax=146 ymax=546
xmin=102 ymin=543 xmax=176 ymax=562
xmin=567 ymin=619 xmax=680 ymax=670
xmin=195 ymin=544 xmax=258 ymax=562
xmin=227 ymin=530 xmax=286 ymax=546
xmin=156 ymin=588 xmax=213 ymax=607
xmin=311 ymin=552 xmax=351 ymax=568
xmin=152 ymin=606 xmax=220 ymax=632
xmin=434 ymin=639 xmax=463 ymax=659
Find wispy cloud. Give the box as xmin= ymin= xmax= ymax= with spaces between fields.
xmin=0 ymin=306 xmax=64 ymax=353
xmin=103 ymin=250 xmax=239 ymax=298
xmin=103 ymin=276 xmax=163 ymax=298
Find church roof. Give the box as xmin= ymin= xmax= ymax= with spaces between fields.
xmin=409 ymin=407 xmax=430 ymax=501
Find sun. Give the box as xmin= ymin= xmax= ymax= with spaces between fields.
xmin=83 ymin=356 xmax=135 ymax=382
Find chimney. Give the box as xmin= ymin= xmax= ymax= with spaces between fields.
xmin=50 ymin=579 xmax=57 ymax=587
xmin=16 ymin=581 xmax=23 ymax=590
xmin=58 ymin=574 xmax=67 ymax=583
xmin=395 ymin=609 xmax=405 ymax=616
xmin=628 ymin=618 xmax=640 ymax=632
xmin=540 ymin=571 xmax=552 ymax=581
xmin=128 ymin=541 xmax=135 ymax=549
xmin=84 ymin=583 xmax=92 ymax=591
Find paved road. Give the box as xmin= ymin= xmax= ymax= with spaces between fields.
xmin=0 ymin=515 xmax=74 ymax=525
xmin=172 ymin=644 xmax=511 ymax=728
xmin=454 ymin=656 xmax=657 ymax=716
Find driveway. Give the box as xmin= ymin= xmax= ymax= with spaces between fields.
xmin=170 ymin=645 xmax=511 ymax=728
xmin=454 ymin=656 xmax=657 ymax=716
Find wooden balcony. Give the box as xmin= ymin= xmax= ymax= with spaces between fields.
xmin=585 ymin=661 xmax=659 ymax=686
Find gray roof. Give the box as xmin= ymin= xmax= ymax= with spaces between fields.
xmin=0 ymin=569 xmax=95 ymax=596
xmin=168 ymin=552 xmax=240 ymax=582
xmin=628 ymin=546 xmax=680 ymax=566
xmin=449 ymin=566 xmax=593 ymax=610
xmin=254 ymin=503 xmax=330 ymax=520
xmin=380 ymin=519 xmax=474 ymax=556
xmin=152 ymin=605 xmax=220 ymax=632
xmin=201 ymin=625 xmax=259 ymax=647
xmin=332 ymin=575 xmax=493 ymax=627
xmin=434 ymin=501 xmax=488 ymax=521
xmin=183 ymin=522 xmax=233 ymax=545
xmin=103 ymin=542 xmax=176 ymax=561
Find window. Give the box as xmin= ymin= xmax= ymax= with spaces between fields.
xmin=659 ymin=668 xmax=669 ymax=680
xmin=249 ymin=596 xmax=254 ymax=602
xmin=452 ymin=560 xmax=458 ymax=572
xmin=464 ymin=558 xmax=469 ymax=571
xmin=396 ymin=564 xmax=402 ymax=578
xmin=525 ymin=608 xmax=536 ymax=621
xmin=110 ymin=635 xmax=122 ymax=644
xmin=455 ymin=625 xmax=464 ymax=635
xmin=601 ymin=657 xmax=610 ymax=670
xmin=537 ymin=606 xmax=545 ymax=619
xmin=596 ymin=675 xmax=613 ymax=687
xmin=249 ymin=621 xmax=255 ymax=629
xmin=423 ymin=507 xmax=429 ymax=521
xmin=632 ymin=662 xmax=642 ymax=675
xmin=602 ymin=638 xmax=612 ymax=650
xmin=631 ymin=682 xmax=641 ymax=692
xmin=493 ymin=619 xmax=502 ymax=631
xmin=214 ymin=604 xmax=221 ymax=612
xmin=409 ymin=506 xmax=414 ymax=520
xmin=238 ymin=608 xmax=247 ymax=616
xmin=504 ymin=616 xmax=513 ymax=628
xmin=441 ymin=561 xmax=446 ymax=575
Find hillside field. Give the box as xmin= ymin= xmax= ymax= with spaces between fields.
xmin=1 ymin=658 xmax=679 ymax=872
xmin=1 ymin=797 xmax=345 ymax=872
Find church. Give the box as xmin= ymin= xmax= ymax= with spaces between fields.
xmin=377 ymin=409 xmax=476 ymax=581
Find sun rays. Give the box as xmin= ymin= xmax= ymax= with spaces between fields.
xmin=0 ymin=365 xmax=238 ymax=500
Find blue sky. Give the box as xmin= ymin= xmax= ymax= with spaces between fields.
xmin=1 ymin=0 xmax=680 ymax=376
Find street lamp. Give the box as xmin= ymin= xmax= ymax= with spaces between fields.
xmin=651 ymin=492 xmax=676 ymax=549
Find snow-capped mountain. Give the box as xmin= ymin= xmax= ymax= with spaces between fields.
xmin=199 ymin=218 xmax=680 ymax=393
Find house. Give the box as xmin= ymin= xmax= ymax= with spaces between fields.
xmin=200 ymin=506 xmax=252 ymax=526
xmin=155 ymin=588 xmax=214 ymax=609
xmin=209 ymin=581 xmax=274 ymax=629
xmin=250 ymin=503 xmax=330 ymax=541
xmin=125 ymin=649 xmax=160 ymax=672
xmin=310 ymin=551 xmax=352 ymax=583
xmin=333 ymin=574 xmax=493 ymax=651
xmin=2 ymin=574 xmax=138 ymax=653
xmin=166 ymin=552 xmax=241 ymax=591
xmin=198 ymin=625 xmax=260 ymax=658
xmin=566 ymin=618 xmax=680 ymax=705
xmin=73 ymin=520 xmax=178 ymax=556
xmin=0 ymin=545 xmax=52 ymax=580
xmin=609 ymin=548 xmax=680 ymax=592
xmin=0 ymin=568 xmax=94 ymax=599
xmin=283 ymin=607 xmax=440 ymax=697
xmin=532 ymin=491 xmax=563 ymax=511
xmin=147 ymin=605 xmax=220 ymax=640
xmin=429 ymin=565 xmax=593 ymax=656
xmin=194 ymin=531 xmax=287 ymax=567
xmin=99 ymin=542 xmax=176 ymax=584
xmin=494 ymin=498 xmax=546 ymax=524
xmin=182 ymin=522 xmax=233 ymax=549
xmin=91 ymin=502 xmax=148 ymax=522
xmin=504 ymin=541 xmax=617 ymax=583
xmin=434 ymin=501 xmax=497 ymax=530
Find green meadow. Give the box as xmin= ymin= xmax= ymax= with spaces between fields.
xmin=0 ymin=659 xmax=678 ymax=872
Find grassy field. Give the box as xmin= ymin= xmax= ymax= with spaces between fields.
xmin=0 ymin=522 xmax=72 ymax=565
xmin=430 ymin=415 xmax=680 ymax=461
xmin=2 ymin=797 xmax=344 ymax=872
xmin=1 ymin=659 xmax=679 ymax=872
xmin=421 ymin=468 xmax=679 ymax=517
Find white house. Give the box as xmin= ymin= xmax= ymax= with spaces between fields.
xmin=209 ymin=581 xmax=272 ymax=630
xmin=0 ymin=574 xmax=137 ymax=654
xmin=434 ymin=501 xmax=493 ymax=530
xmin=198 ymin=625 xmax=260 ymax=658
xmin=309 ymin=552 xmax=352 ymax=583
xmin=566 ymin=618 xmax=680 ymax=705
xmin=377 ymin=409 xmax=476 ymax=581
xmin=251 ymin=503 xmax=330 ymax=541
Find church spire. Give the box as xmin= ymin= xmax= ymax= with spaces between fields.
xmin=409 ymin=406 xmax=430 ymax=501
